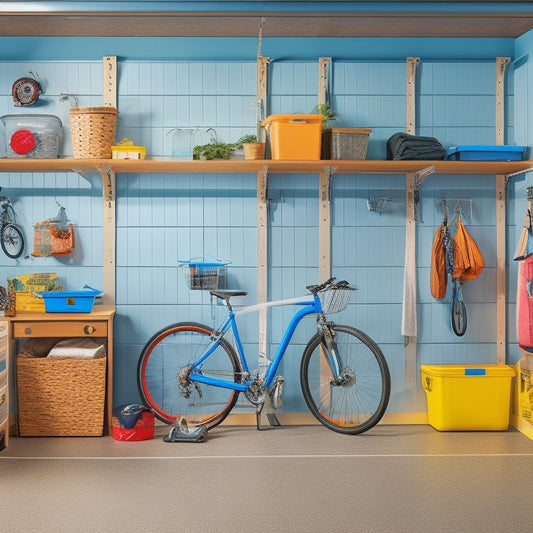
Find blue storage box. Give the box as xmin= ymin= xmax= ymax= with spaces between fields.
xmin=446 ymin=145 xmax=525 ymax=161
xmin=36 ymin=287 xmax=102 ymax=313
xmin=178 ymin=257 xmax=229 ymax=290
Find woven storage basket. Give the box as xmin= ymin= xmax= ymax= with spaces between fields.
xmin=69 ymin=106 xmax=117 ymax=159
xmin=322 ymin=128 xmax=372 ymax=160
xmin=17 ymin=355 xmax=106 ymax=436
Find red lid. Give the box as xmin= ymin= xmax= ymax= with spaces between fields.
xmin=10 ymin=129 xmax=36 ymax=154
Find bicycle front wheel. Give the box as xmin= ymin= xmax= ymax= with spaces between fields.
xmin=300 ymin=324 xmax=391 ymax=435
xmin=1 ymin=223 xmax=24 ymax=259
xmin=138 ymin=322 xmax=241 ymax=429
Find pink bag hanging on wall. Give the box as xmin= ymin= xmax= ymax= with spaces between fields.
xmin=517 ymin=255 xmax=533 ymax=348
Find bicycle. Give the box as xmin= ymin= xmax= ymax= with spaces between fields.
xmin=138 ymin=278 xmax=391 ymax=435
xmin=0 ymin=191 xmax=25 ymax=259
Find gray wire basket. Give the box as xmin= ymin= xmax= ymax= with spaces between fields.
xmin=318 ymin=285 xmax=356 ymax=314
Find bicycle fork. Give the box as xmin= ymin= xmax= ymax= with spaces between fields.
xmin=317 ymin=316 xmax=343 ymax=382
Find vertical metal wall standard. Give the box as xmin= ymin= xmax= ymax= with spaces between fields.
xmin=101 ymin=56 xmax=117 ymax=306
xmin=318 ymin=57 xmax=333 ymax=283
xmin=403 ymin=57 xmax=420 ymax=387
xmin=257 ymin=55 xmax=270 ymax=359
xmin=495 ymin=56 xmax=511 ymax=364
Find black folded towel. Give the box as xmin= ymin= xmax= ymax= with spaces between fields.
xmin=387 ymin=132 xmax=446 ymax=160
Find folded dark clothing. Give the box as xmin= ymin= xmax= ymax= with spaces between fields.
xmin=387 ymin=132 xmax=446 ymax=160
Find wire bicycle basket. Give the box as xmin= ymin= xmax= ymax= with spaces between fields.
xmin=317 ymin=283 xmax=357 ymax=314
xmin=179 ymin=257 xmax=230 ymax=290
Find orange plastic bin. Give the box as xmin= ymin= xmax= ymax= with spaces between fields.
xmin=262 ymin=114 xmax=322 ymax=159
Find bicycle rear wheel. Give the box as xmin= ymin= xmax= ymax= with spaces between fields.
xmin=138 ymin=322 xmax=241 ymax=429
xmin=1 ymin=223 xmax=24 ymax=259
xmin=300 ymin=324 xmax=390 ymax=435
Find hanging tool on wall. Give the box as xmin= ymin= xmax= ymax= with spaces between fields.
xmin=514 ymin=186 xmax=533 ymax=262
xmin=12 ymin=74 xmax=42 ymax=106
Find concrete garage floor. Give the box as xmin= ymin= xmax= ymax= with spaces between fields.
xmin=2 ymin=424 xmax=533 ymax=533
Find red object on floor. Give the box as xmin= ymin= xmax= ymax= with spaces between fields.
xmin=112 ymin=412 xmax=155 ymax=441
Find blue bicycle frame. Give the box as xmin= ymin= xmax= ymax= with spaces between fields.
xmin=189 ymin=293 xmax=326 ymax=392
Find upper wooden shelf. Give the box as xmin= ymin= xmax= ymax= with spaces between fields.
xmin=0 ymin=158 xmax=532 ymax=177
xmin=1 ymin=10 xmax=533 ymax=39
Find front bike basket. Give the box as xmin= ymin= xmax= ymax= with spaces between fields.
xmin=318 ymin=284 xmax=356 ymax=314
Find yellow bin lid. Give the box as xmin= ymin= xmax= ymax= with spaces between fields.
xmin=262 ymin=114 xmax=323 ymax=128
xmin=421 ymin=364 xmax=515 ymax=378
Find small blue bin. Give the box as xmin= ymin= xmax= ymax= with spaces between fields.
xmin=446 ymin=145 xmax=525 ymax=161
xmin=36 ymin=287 xmax=102 ymax=313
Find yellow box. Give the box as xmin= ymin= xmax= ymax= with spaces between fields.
xmin=111 ymin=145 xmax=146 ymax=160
xmin=262 ymin=114 xmax=322 ymax=159
xmin=7 ymin=273 xmax=59 ymax=312
xmin=518 ymin=362 xmax=533 ymax=424
xmin=421 ymin=364 xmax=515 ymax=431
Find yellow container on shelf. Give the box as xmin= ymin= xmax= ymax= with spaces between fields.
xmin=111 ymin=145 xmax=146 ymax=160
xmin=262 ymin=114 xmax=322 ymax=159
xmin=421 ymin=364 xmax=515 ymax=431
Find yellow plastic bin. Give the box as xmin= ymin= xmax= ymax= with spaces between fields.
xmin=421 ymin=364 xmax=515 ymax=431
xmin=262 ymin=114 xmax=322 ymax=159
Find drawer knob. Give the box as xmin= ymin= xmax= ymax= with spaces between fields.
xmin=84 ymin=325 xmax=96 ymax=335
xmin=24 ymin=327 xmax=32 ymax=335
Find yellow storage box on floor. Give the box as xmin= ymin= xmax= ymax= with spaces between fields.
xmin=421 ymin=364 xmax=515 ymax=431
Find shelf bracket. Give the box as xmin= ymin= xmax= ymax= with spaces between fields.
xmin=414 ymin=165 xmax=435 ymax=189
xmin=504 ymin=166 xmax=533 ymax=186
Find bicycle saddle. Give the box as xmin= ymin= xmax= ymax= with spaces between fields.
xmin=209 ymin=289 xmax=248 ymax=301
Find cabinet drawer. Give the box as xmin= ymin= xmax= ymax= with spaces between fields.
xmin=13 ymin=321 xmax=108 ymax=338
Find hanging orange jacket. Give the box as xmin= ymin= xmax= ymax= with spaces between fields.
xmin=453 ymin=215 xmax=484 ymax=280
xmin=430 ymin=224 xmax=447 ymax=299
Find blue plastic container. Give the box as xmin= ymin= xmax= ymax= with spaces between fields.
xmin=36 ymin=287 xmax=102 ymax=313
xmin=446 ymin=145 xmax=525 ymax=161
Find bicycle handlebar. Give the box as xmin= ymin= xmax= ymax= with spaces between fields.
xmin=306 ymin=277 xmax=351 ymax=294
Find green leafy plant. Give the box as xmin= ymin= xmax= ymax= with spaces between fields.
xmin=312 ymin=103 xmax=336 ymax=130
xmin=193 ymin=135 xmax=260 ymax=160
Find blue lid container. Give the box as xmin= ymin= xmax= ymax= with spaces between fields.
xmin=446 ymin=145 xmax=526 ymax=161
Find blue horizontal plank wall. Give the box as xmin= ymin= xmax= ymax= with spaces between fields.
xmin=0 ymin=49 xmax=526 ymax=416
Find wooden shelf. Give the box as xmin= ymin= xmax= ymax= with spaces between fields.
xmin=1 ymin=10 xmax=533 ymax=38
xmin=0 ymin=158 xmax=532 ymax=176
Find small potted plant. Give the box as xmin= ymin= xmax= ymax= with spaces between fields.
xmin=239 ymin=134 xmax=265 ymax=160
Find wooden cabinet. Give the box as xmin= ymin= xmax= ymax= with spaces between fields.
xmin=3 ymin=306 xmax=115 ymax=441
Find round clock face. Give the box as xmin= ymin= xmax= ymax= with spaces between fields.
xmin=12 ymin=77 xmax=42 ymax=106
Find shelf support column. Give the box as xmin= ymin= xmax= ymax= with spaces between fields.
xmin=403 ymin=57 xmax=420 ymax=388
xmin=495 ymin=56 xmax=510 ymax=364
xmin=98 ymin=167 xmax=116 ymax=307
xmin=318 ymin=57 xmax=333 ymax=282
xmin=319 ymin=166 xmax=335 ymax=282
xmin=257 ymin=166 xmax=269 ymax=359
xmin=103 ymin=56 xmax=117 ymax=108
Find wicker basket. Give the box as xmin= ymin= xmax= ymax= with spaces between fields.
xmin=69 ymin=106 xmax=117 ymax=159
xmin=322 ymin=128 xmax=372 ymax=160
xmin=17 ymin=355 xmax=106 ymax=436
xmin=243 ymin=142 xmax=266 ymax=160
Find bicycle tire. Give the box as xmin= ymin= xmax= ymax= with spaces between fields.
xmin=1 ymin=223 xmax=24 ymax=259
xmin=138 ymin=321 xmax=241 ymax=429
xmin=451 ymin=285 xmax=467 ymax=337
xmin=300 ymin=324 xmax=391 ymax=435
